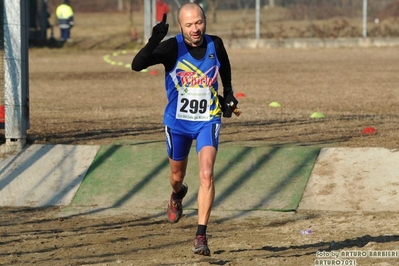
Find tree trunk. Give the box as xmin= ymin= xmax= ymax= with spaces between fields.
xmin=207 ymin=0 xmax=219 ymax=23
xmin=137 ymin=0 xmax=144 ymax=13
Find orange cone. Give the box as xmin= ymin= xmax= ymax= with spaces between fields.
xmin=236 ymin=92 xmax=246 ymax=98
xmin=362 ymin=127 xmax=377 ymax=135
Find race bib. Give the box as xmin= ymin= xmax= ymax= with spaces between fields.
xmin=176 ymin=87 xmax=211 ymax=121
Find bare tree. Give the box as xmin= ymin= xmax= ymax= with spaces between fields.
xmin=207 ymin=0 xmax=220 ymax=23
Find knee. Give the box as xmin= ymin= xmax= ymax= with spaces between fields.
xmin=171 ymin=169 xmax=185 ymax=182
xmin=199 ymin=169 xmax=214 ymax=188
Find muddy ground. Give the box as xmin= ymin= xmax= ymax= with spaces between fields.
xmin=2 ymin=207 xmax=399 ymax=265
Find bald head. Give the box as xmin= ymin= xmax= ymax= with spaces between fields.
xmin=177 ymin=2 xmax=207 ymax=47
xmin=177 ymin=3 xmax=205 ymax=24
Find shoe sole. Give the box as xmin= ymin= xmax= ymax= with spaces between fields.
xmin=192 ymin=246 xmax=211 ymax=256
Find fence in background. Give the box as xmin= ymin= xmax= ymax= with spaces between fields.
xmin=44 ymin=0 xmax=399 ymax=39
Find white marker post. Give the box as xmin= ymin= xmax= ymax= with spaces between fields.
xmin=3 ymin=0 xmax=29 ymax=152
xmin=255 ymin=0 xmax=260 ymax=40
xmin=362 ymin=0 xmax=368 ymax=38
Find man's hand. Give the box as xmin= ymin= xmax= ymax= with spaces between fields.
xmin=150 ymin=13 xmax=169 ymax=43
xmin=220 ymin=91 xmax=241 ymax=117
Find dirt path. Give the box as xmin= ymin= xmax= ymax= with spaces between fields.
xmin=1 ymin=207 xmax=399 ymax=265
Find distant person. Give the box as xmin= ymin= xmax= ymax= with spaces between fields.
xmin=56 ymin=0 xmax=74 ymax=41
xmin=156 ymin=0 xmax=170 ymax=23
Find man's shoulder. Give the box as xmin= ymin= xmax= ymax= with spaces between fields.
xmin=207 ymin=34 xmax=221 ymax=40
xmin=206 ymin=35 xmax=225 ymax=48
xmin=207 ymin=35 xmax=223 ymax=43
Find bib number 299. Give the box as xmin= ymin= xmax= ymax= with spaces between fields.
xmin=180 ymin=98 xmax=207 ymax=114
xmin=176 ymin=87 xmax=211 ymax=121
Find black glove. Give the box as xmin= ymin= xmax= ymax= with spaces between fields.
xmin=149 ymin=13 xmax=169 ymax=43
xmin=223 ymin=90 xmax=238 ymax=117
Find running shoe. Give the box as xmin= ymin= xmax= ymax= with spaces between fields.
xmin=166 ymin=183 xmax=188 ymax=223
xmin=192 ymin=234 xmax=211 ymax=256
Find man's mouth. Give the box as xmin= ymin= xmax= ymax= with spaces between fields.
xmin=192 ymin=32 xmax=201 ymax=39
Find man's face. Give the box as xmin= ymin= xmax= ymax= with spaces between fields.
xmin=178 ymin=7 xmax=206 ymax=47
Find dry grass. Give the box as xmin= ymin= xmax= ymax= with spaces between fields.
xmin=48 ymin=9 xmax=399 ymax=49
xmin=22 ymin=11 xmax=399 ymax=149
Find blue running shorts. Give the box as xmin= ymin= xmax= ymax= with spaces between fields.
xmin=165 ymin=123 xmax=221 ymax=161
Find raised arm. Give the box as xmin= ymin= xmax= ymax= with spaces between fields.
xmin=131 ymin=14 xmax=170 ymax=71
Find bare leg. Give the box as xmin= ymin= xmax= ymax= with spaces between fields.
xmin=166 ymin=157 xmax=189 ymax=223
xmin=169 ymin=157 xmax=188 ymax=193
xmin=197 ymin=146 xmax=217 ymax=225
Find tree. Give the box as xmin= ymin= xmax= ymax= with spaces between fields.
xmin=207 ymin=0 xmax=220 ymax=23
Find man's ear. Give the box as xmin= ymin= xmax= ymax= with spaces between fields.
xmin=178 ymin=24 xmax=182 ymax=33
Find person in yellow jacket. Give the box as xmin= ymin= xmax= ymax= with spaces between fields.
xmin=56 ymin=0 xmax=74 ymax=41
